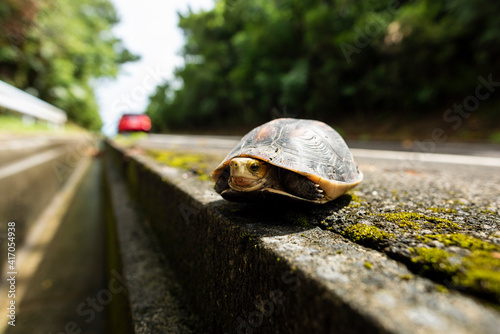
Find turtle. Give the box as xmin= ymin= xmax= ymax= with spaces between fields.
xmin=211 ymin=118 xmax=363 ymax=204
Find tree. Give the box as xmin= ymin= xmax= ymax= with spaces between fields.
xmin=146 ymin=0 xmax=500 ymax=133
xmin=0 ymin=0 xmax=139 ymax=131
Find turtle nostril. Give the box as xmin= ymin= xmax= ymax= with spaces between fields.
xmin=231 ymin=161 xmax=239 ymax=168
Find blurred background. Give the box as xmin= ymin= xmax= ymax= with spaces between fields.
xmin=0 ymin=0 xmax=499 ymax=141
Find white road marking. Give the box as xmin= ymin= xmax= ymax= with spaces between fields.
xmin=138 ymin=135 xmax=500 ymax=168
xmin=0 ymin=147 xmax=66 ymax=180
xmin=351 ymin=148 xmax=500 ymax=167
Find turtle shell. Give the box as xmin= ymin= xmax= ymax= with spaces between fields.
xmin=211 ymin=118 xmax=363 ymax=202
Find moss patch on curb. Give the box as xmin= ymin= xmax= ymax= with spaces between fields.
xmin=286 ymin=212 xmax=312 ymax=228
xmin=322 ymin=185 xmax=499 ymax=305
xmin=380 ymin=212 xmax=460 ymax=231
xmin=460 ymin=251 xmax=500 ymax=297
xmin=341 ymin=223 xmax=395 ymax=247
xmin=418 ymin=234 xmax=500 ymax=252
xmin=410 ymin=248 xmax=460 ymax=275
xmin=147 ymin=150 xmax=218 ymax=181
xmin=411 ymin=234 xmax=500 ymax=302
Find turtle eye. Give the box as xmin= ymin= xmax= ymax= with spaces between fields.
xmin=248 ymin=162 xmax=261 ymax=173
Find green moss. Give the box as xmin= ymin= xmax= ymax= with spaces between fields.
xmin=382 ymin=212 xmax=422 ymax=222
xmin=364 ymin=261 xmax=373 ymax=269
xmin=153 ymin=151 xmax=205 ymax=169
xmin=147 ymin=150 xmax=213 ymax=180
xmin=418 ymin=234 xmax=500 ymax=252
xmin=411 ymin=245 xmax=500 ymax=301
xmin=399 ymin=274 xmax=414 ymax=280
xmin=459 ymin=251 xmax=500 ymax=295
xmin=197 ymin=174 xmax=211 ymax=181
xmin=286 ymin=213 xmax=312 ymax=228
xmin=347 ymin=192 xmax=368 ymax=208
xmin=434 ymin=220 xmax=461 ymax=230
xmin=436 ymin=285 xmax=449 ymax=293
xmin=240 ymin=232 xmax=258 ymax=241
xmin=380 ymin=212 xmax=422 ymax=230
xmin=342 ymin=223 xmax=395 ymax=246
xmin=348 ymin=194 xmax=361 ymax=207
xmin=411 ymin=247 xmax=460 ymax=275
xmin=380 ymin=212 xmax=460 ymax=231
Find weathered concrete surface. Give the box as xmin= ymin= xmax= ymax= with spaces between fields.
xmin=322 ymin=158 xmax=500 ymax=304
xmin=104 ymin=146 xmax=201 ymax=333
xmin=105 ymin=138 xmax=500 ymax=334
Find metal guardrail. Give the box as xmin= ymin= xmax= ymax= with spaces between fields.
xmin=0 ymin=80 xmax=67 ymax=125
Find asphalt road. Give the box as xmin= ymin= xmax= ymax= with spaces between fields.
xmin=4 ymin=158 xmax=108 ymax=334
xmin=0 ymin=144 xmax=109 ymax=334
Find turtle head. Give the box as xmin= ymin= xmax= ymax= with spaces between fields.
xmin=228 ymin=157 xmax=270 ymax=191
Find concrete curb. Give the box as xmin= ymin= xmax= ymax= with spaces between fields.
xmin=104 ymin=139 xmax=500 ymax=334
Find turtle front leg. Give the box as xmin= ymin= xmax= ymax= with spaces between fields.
xmin=279 ymin=169 xmax=325 ymax=200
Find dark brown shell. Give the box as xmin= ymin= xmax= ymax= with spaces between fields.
xmin=211 ymin=118 xmax=363 ymax=201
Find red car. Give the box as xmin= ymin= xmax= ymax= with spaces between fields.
xmin=118 ymin=114 xmax=152 ymax=133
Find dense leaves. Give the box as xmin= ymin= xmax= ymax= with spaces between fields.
xmin=0 ymin=0 xmax=138 ymax=130
xmin=147 ymin=0 xmax=500 ymax=134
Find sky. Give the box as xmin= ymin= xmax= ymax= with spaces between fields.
xmin=96 ymin=0 xmax=215 ymax=135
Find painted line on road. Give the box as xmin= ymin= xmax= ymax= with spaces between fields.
xmin=0 ymin=147 xmax=66 ymax=180
xmin=351 ymin=148 xmax=500 ymax=167
xmin=137 ymin=135 xmax=500 ymax=167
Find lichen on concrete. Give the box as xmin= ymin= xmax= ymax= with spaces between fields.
xmin=145 ymin=149 xmax=222 ymax=181
xmin=317 ymin=158 xmax=500 ymax=306
xmin=340 ymin=223 xmax=395 ymax=247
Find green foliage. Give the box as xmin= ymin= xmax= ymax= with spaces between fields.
xmin=0 ymin=0 xmax=139 ymax=131
xmin=0 ymin=113 xmax=85 ymax=133
xmin=147 ymin=0 xmax=500 ymax=132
